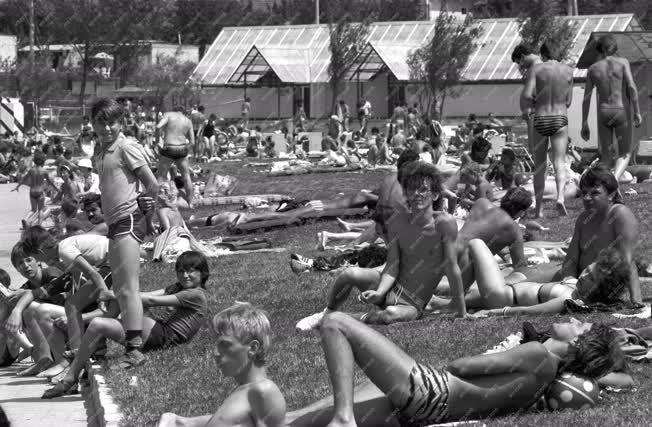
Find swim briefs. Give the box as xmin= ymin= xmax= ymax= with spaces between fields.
xmin=533 ymin=115 xmax=568 ymax=137
xmin=107 ymin=210 xmax=148 ymax=243
xmin=395 ymin=363 xmax=451 ymax=426
xmin=384 ymin=284 xmax=427 ymax=318
xmin=160 ymin=144 xmax=189 ymax=160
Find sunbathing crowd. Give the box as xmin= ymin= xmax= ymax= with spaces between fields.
xmin=0 ymin=34 xmax=650 ymax=427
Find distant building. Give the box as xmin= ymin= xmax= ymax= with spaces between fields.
xmin=0 ymin=34 xmax=17 ymax=69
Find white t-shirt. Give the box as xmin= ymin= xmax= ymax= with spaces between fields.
xmin=58 ymin=234 xmax=110 ymax=269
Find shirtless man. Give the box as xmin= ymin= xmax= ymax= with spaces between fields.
xmin=13 ymin=152 xmax=58 ymax=223
xmin=581 ymin=34 xmax=642 ymax=180
xmin=296 ymin=161 xmax=465 ymax=331
xmin=512 ymin=43 xmax=542 ymax=156
xmin=156 ymin=107 xmax=195 ymax=206
xmin=521 ymin=42 xmax=574 ymax=218
xmin=516 ymin=164 xmax=642 ymax=306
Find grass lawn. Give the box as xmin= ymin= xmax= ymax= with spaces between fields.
xmin=104 ymin=162 xmax=652 ymax=426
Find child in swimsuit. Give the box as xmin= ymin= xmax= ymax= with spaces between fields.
xmin=13 ymin=151 xmax=58 ymax=220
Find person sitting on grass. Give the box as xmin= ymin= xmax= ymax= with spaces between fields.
xmin=79 ymin=194 xmax=109 ymax=236
xmin=457 ymin=161 xmax=495 ymax=209
xmin=428 ymin=239 xmax=630 ymax=317
xmin=287 ymin=313 xmax=623 ymax=426
xmin=296 ymin=160 xmax=466 ymax=332
xmin=157 ymin=302 xmax=286 ymax=427
xmin=42 ymin=250 xmax=210 ymax=399
xmin=461 ymin=133 xmax=493 ymax=169
xmin=513 ymin=164 xmax=642 ymax=306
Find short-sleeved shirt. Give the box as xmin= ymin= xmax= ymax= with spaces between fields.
xmin=159 ymin=283 xmax=208 ymax=344
xmin=57 ymin=234 xmax=110 ymax=269
xmin=96 ymin=135 xmax=147 ymax=225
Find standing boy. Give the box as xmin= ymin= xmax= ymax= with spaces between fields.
xmin=92 ymin=97 xmax=158 ymax=368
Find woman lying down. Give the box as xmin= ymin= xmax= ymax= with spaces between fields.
xmin=427 ymin=239 xmax=632 ymax=317
xmin=286 ymin=313 xmax=626 ymax=426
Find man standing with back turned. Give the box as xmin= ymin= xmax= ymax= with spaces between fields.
xmin=156 ymin=107 xmax=195 ymax=207
xmin=521 ymin=41 xmax=574 ymax=218
xmin=581 ymin=34 xmax=642 ymax=181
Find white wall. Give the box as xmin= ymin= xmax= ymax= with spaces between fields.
xmin=309 ymin=74 xmax=389 ymax=120
xmin=200 ymin=86 xmax=294 ymax=120
xmin=0 ymin=35 xmax=17 ymax=69
xmin=151 ymin=44 xmax=199 ymax=65
xmin=441 ymin=83 xmax=600 ymax=149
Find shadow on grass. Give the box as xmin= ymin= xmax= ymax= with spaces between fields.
xmin=104 ymin=168 xmax=652 ymax=426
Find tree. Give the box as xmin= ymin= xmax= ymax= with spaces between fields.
xmin=407 ymin=11 xmax=482 ymax=117
xmin=516 ymin=0 xmax=577 ymax=63
xmin=38 ymin=0 xmax=173 ymax=106
xmin=327 ymin=18 xmax=370 ymax=114
xmin=128 ymin=55 xmax=199 ymax=112
xmin=4 ymin=56 xmax=67 ymax=104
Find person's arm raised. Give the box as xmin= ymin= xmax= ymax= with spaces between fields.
xmin=447 ymin=341 xmax=552 ymax=378
xmin=612 ymin=206 xmax=642 ymax=305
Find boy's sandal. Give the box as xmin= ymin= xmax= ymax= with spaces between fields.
xmin=41 ymin=380 xmax=79 ymax=399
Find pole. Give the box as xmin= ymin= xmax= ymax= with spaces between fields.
xmin=29 ymin=0 xmax=35 ymax=76
xmin=315 ymin=0 xmax=319 ymax=25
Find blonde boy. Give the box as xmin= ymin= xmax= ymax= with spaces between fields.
xmin=158 ymin=303 xmax=286 ymax=427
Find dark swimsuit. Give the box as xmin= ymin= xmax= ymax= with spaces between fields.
xmin=160 ymin=145 xmax=189 ymax=160
xmin=533 ymin=115 xmax=568 ymax=137
xmin=598 ymin=107 xmax=628 ymax=128
xmin=509 ymin=284 xmax=547 ymax=306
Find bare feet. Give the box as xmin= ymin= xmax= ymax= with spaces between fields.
xmin=327 ymin=414 xmax=357 ymax=427
xmin=37 ymin=360 xmax=70 ymax=379
xmin=17 ymin=358 xmax=53 ymax=377
xmin=317 ymin=232 xmax=328 ymax=251
xmin=555 ymin=201 xmax=568 ymax=217
xmin=336 ymin=217 xmax=351 ymax=231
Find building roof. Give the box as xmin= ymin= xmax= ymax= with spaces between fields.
xmin=229 ymin=45 xmax=312 ymax=84
xmin=193 ymin=14 xmax=640 ymax=86
xmin=576 ymin=31 xmax=652 ymax=68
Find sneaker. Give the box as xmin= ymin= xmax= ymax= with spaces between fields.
xmin=484 ymin=333 xmax=523 ymax=354
xmin=296 ymin=310 xmax=326 ymax=332
xmin=290 ymin=254 xmax=314 ymax=274
xmin=113 ymin=349 xmax=146 ymax=370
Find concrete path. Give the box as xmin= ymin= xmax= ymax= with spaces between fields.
xmin=0 ymin=184 xmax=91 ymax=425
xmin=0 ymin=365 xmax=88 ymax=427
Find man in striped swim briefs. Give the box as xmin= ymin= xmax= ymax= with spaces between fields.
xmin=521 ymin=41 xmax=574 ymax=219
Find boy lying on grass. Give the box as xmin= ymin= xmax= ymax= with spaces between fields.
xmin=428 ymin=240 xmax=631 ymax=317
xmin=286 ymin=313 xmax=624 ymax=426
xmin=296 ymin=160 xmax=466 ymax=331
xmin=42 ymin=251 xmax=209 ymax=398
xmin=158 ymin=302 xmax=286 ymax=427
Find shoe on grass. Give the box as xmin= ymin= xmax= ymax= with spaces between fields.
xmin=483 ymin=333 xmax=523 ymax=355
xmin=296 ymin=310 xmax=326 ymax=332
xmin=290 ymin=253 xmax=314 ymax=274
xmin=41 ymin=379 xmax=79 ymax=399
xmin=113 ymin=349 xmax=146 ymax=370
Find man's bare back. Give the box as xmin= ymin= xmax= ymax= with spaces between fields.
xmin=531 ymin=61 xmax=573 ymax=116
xmin=589 ymin=57 xmax=630 ymax=109
xmin=458 ymin=199 xmax=522 ymax=259
xmin=158 ymin=112 xmax=193 ymax=147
